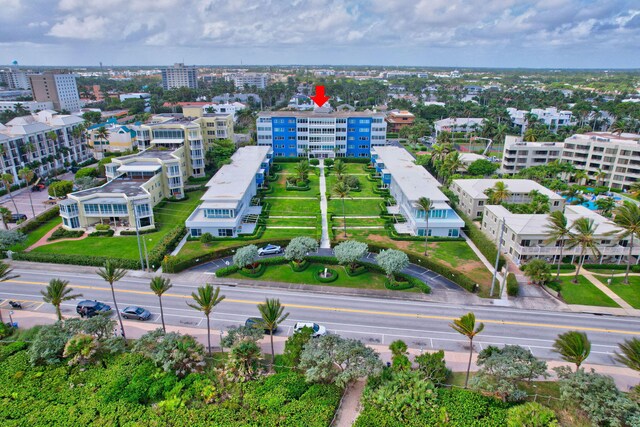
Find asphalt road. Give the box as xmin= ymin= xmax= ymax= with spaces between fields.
xmin=2 ymin=266 xmax=639 ymax=368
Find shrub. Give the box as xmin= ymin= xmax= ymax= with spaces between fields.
xmin=282 ymin=326 xmax=314 ymax=368
xmin=119 ymin=226 xmax=158 ymax=235
xmin=415 ymin=350 xmax=450 ymax=385
xmin=13 ymin=251 xmax=140 ymax=269
xmin=324 ymin=158 xmax=335 ymax=167
xmin=221 ymin=325 xmax=264 ymax=348
xmin=309 ymin=158 xmax=320 ymax=166
xmin=88 ymin=229 xmax=115 ymax=237
xmin=506 ymin=402 xmax=558 ymax=427
xmin=0 ymin=322 xmax=14 ymax=339
xmin=507 ymin=273 xmax=519 ymax=297
xmin=48 ymin=227 xmax=84 ymax=240
xmin=522 ymin=260 xmax=552 ymax=285
xmin=239 ymin=263 xmax=266 ymax=278
xmin=74 ymin=167 xmax=97 ymax=179
xmin=133 ymin=329 xmax=206 ymax=378
xmin=95 ymin=223 xmax=110 ymax=231
xmin=200 ymin=232 xmax=214 ymax=244
xmin=384 ymin=278 xmax=414 ymax=291
xmin=457 ymin=208 xmax=505 ymax=270
xmin=28 ymin=322 xmax=72 ymax=365
xmin=48 ymin=180 xmax=73 ymax=197
xmin=315 ymin=267 xmax=339 ymax=283
xmin=17 ymin=206 xmax=59 ymax=234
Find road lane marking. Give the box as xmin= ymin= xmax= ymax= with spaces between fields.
xmin=5 ymin=280 xmax=640 ymax=336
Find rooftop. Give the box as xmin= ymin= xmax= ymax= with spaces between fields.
xmin=484 ymin=205 xmax=618 ymax=236
xmin=373 ymin=146 xmax=448 ymax=202
xmin=119 ymin=148 xmax=178 ymax=162
xmin=258 ymin=110 xmax=385 ymax=118
xmin=201 ymin=146 xmax=271 ymax=202
xmin=435 ymin=117 xmax=484 ymax=126
xmin=70 ymin=178 xmax=148 ymax=198
xmin=452 ymin=178 xmax=564 ymax=201
xmin=566 ymin=132 xmax=640 ymax=143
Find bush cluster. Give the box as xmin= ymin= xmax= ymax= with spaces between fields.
xmin=506 ymin=273 xmax=519 ymax=297
xmin=48 ymin=227 xmax=84 ymax=241
xmin=16 ymin=206 xmax=60 ymax=234
xmin=88 ymin=229 xmax=115 ymax=237
xmin=456 ymin=208 xmax=506 ymax=270
xmin=12 ymin=252 xmax=140 ymax=269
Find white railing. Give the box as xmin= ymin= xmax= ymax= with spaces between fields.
xmin=514 ymin=243 xmax=639 ymax=256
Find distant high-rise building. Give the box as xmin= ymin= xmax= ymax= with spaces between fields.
xmin=161 ymin=63 xmax=198 ymax=90
xmin=28 ymin=71 xmax=81 ymax=112
xmin=0 ymin=69 xmax=31 ymax=90
xmin=226 ymin=73 xmax=268 ymax=90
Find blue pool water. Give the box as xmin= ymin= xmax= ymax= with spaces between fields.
xmin=563 ymin=196 xmax=598 ymax=210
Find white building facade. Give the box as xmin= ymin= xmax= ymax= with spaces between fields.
xmin=161 ymin=63 xmax=198 ymax=90
xmin=500 ymin=135 xmax=564 ymax=174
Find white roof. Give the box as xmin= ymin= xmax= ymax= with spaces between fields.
xmin=452 ymin=179 xmax=564 ymax=201
xmin=435 ymin=117 xmax=484 ymax=127
xmin=373 ymin=146 xmax=448 ymax=202
xmin=201 ymin=146 xmax=271 ymax=202
xmin=117 ymin=163 xmax=161 ymax=173
xmin=459 ymin=153 xmax=485 ymax=164
xmin=485 ymin=205 xmax=619 ymax=236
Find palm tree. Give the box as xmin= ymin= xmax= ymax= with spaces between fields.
xmin=523 ymin=128 xmax=539 ymax=142
xmin=567 ymin=217 xmax=600 ymax=283
xmin=96 ymin=260 xmax=127 ymax=339
xmin=608 ymin=202 xmax=640 ymax=284
xmin=553 ymin=331 xmax=591 ymax=371
xmin=443 ymin=151 xmax=463 ymax=179
xmin=294 ymin=160 xmax=310 ymax=183
xmin=333 ymin=159 xmax=347 ymax=180
xmin=545 ymin=211 xmax=571 ymax=279
xmin=95 ymin=126 xmax=109 ymax=159
xmin=40 ymin=279 xmax=82 ymax=321
xmin=484 ymin=181 xmax=511 ymax=205
xmin=149 ymin=276 xmax=172 ymax=332
xmin=18 ymin=167 xmax=35 ymax=218
xmin=257 ymin=298 xmax=289 ymax=369
xmin=416 ymin=197 xmax=433 ymax=255
xmin=333 ymin=181 xmax=351 ymax=238
xmin=594 ymin=169 xmax=607 ymax=187
xmin=573 ymin=170 xmax=588 ymax=186
xmin=630 ymin=181 xmax=640 ymax=198
xmin=610 ymin=119 xmax=626 ymax=136
xmin=1 ymin=173 xmax=18 ymax=213
xmin=188 ymin=284 xmax=225 ymax=355
xmin=0 ymin=262 xmax=18 ymax=323
xmin=614 ymin=338 xmax=640 ymax=372
xmin=0 ymin=207 xmax=11 ymax=230
xmin=450 ymin=312 xmax=484 ymax=388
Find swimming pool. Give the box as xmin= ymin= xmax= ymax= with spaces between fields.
xmin=563 ymin=196 xmax=598 ymax=210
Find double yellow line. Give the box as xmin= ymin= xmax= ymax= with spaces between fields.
xmin=7 ymin=279 xmax=640 ymax=336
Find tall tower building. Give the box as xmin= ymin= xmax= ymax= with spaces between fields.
xmin=28 ymin=71 xmax=81 ymax=112
xmin=161 ymin=63 xmax=198 ymax=90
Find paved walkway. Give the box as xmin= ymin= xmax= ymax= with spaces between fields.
xmin=26 ymin=223 xmax=87 ymax=252
xmin=460 ymin=230 xmax=506 ymax=299
xmin=319 ymin=160 xmax=331 ymax=249
xmin=332 ymin=379 xmax=366 ymax=427
xmin=582 ymin=271 xmax=634 ymax=310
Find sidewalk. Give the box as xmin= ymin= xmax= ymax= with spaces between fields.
xmin=318 ymin=160 xmax=331 ymax=249
xmin=9 ymin=310 xmax=639 ymax=391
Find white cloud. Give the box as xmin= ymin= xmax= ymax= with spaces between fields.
xmin=48 ymin=16 xmax=109 ymax=39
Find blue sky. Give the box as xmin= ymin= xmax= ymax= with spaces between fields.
xmin=0 ymin=0 xmax=639 ymax=68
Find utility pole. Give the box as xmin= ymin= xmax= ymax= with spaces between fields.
xmin=490 ymin=217 xmax=506 ymax=297
xmin=141 ymin=232 xmax=150 ymax=272
xmin=131 ymin=202 xmax=145 ymax=271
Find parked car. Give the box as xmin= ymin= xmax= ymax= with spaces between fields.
xmin=293 ymin=322 xmax=327 ymax=337
xmin=245 ymin=317 xmax=277 ymax=334
xmin=8 ymin=213 xmax=27 ymax=223
xmin=258 ymin=244 xmax=283 ymax=256
xmin=76 ymin=300 xmax=112 ymax=318
xmin=31 ymin=183 xmax=45 ymax=192
xmin=121 ymin=306 xmax=151 ymax=321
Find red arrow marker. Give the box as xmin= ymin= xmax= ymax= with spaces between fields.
xmin=310 ymin=85 xmax=330 ymax=107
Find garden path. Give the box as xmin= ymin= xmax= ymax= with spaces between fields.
xmin=332 ymin=378 xmax=366 ymax=427
xmin=581 ymin=271 xmax=634 ymax=310
xmin=319 ymin=160 xmax=331 ymax=249
xmin=25 ymin=224 xmax=88 ymax=252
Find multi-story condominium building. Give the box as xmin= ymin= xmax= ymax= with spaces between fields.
xmin=0 ymin=110 xmax=91 ymax=183
xmin=87 ymin=120 xmax=137 ymax=154
xmin=186 ymin=146 xmax=272 ymax=238
xmin=161 ymin=63 xmax=198 ymax=90
xmin=226 ymin=73 xmax=268 ymax=90
xmin=180 ymin=106 xmax=235 ymax=142
xmin=181 ymin=102 xmax=246 ymax=120
xmin=385 ymin=110 xmax=415 ymax=133
xmin=0 ymin=101 xmax=54 ymax=113
xmin=481 ymin=204 xmax=638 ymax=265
xmin=256 ymin=111 xmax=387 ymax=158
xmin=0 ymin=69 xmax=31 ymax=90
xmin=560 ymin=132 xmax=640 ymax=190
xmin=500 ymin=135 xmax=564 ymax=174
xmin=60 ymin=147 xmax=188 ymax=231
xmin=434 ymin=117 xmax=484 ymax=135
xmin=450 ymin=178 xmax=565 ymax=219
xmin=132 ymin=115 xmax=207 ymax=177
xmin=28 ymin=71 xmax=81 ymax=112
xmin=507 ymin=107 xmax=575 ymax=131
xmin=372 ymin=146 xmax=463 ymax=237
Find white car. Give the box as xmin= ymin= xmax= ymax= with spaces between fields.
xmin=258 ymin=244 xmax=283 ymax=256
xmin=294 ymin=322 xmax=327 ymax=337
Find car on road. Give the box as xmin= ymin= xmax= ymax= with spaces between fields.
xmin=76 ymin=300 xmax=112 ymax=318
xmin=31 ymin=183 xmax=45 ymax=192
xmin=258 ymin=244 xmax=283 ymax=256
xmin=121 ymin=306 xmax=152 ymax=321
xmin=294 ymin=322 xmax=327 ymax=337
xmin=8 ymin=213 xmax=27 ymax=223
xmin=245 ymin=317 xmax=277 ymax=334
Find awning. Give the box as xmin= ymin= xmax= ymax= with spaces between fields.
xmin=117 ymin=164 xmax=161 ymax=173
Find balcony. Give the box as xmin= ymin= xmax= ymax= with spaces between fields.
xmin=513 ymin=243 xmax=639 ymax=257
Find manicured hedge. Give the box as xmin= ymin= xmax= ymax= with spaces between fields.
xmin=315 ymin=267 xmax=339 ymax=283
xmin=48 ymin=227 xmax=84 ymax=241
xmin=17 ymin=206 xmax=60 ymax=234
xmin=119 ymin=227 xmax=158 ymax=236
xmin=12 ymin=252 xmax=140 ymax=269
xmin=238 ymin=263 xmax=266 ymax=278
xmin=456 ymin=208 xmax=505 ymax=270
xmin=506 ymin=272 xmax=519 ymax=297
xmin=88 ymin=229 xmax=115 ymax=237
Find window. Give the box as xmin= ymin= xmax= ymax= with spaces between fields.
xmin=135 ymin=204 xmax=151 ymax=218
xmin=218 ymin=229 xmax=233 ymax=237
xmin=205 ymin=208 xmax=234 ymax=218
xmin=448 ymin=229 xmax=459 ymax=237
xmin=190 ymin=228 xmax=202 ymax=237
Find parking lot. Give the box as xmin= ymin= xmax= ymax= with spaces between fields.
xmin=0 ymin=172 xmax=74 ymax=229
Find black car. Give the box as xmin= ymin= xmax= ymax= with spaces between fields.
xmin=8 ymin=213 xmax=27 ymax=223
xmin=76 ymin=300 xmax=112 ymax=318
xmin=121 ymin=306 xmax=151 ymax=321
xmin=245 ymin=317 xmax=277 ymax=334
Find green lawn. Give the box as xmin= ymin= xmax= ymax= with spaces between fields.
xmin=11 ymin=216 xmax=62 ymax=251
xmin=332 ymin=217 xmax=386 ymax=227
xmin=548 ymin=276 xmax=620 ymax=307
xmin=326 ymin=163 xmax=368 ymax=175
xmin=32 ymin=191 xmax=205 ymax=261
xmin=328 ymin=198 xmax=382 ymax=215
xmin=326 ymin=176 xmax=378 ymax=197
xmin=270 ymin=174 xmax=320 ymax=197
xmin=266 ymin=217 xmax=317 ymax=227
xmin=266 ymin=197 xmax=320 ymax=215
xmin=228 ymin=262 xmax=420 ymax=292
xmin=594 ymin=275 xmax=640 ymax=309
